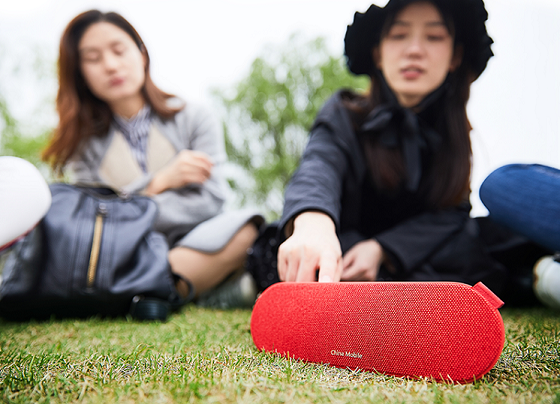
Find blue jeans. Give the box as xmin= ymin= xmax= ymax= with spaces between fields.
xmin=480 ymin=164 xmax=560 ymax=252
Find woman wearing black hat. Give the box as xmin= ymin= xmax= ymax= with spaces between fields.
xmin=275 ymin=0 xmax=546 ymax=301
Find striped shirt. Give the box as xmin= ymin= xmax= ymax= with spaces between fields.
xmin=113 ymin=105 xmax=153 ymax=172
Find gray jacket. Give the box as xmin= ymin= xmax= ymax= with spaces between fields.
xmin=68 ymin=102 xmax=227 ymax=245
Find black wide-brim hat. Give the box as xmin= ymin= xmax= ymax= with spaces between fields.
xmin=344 ymin=0 xmax=494 ymax=80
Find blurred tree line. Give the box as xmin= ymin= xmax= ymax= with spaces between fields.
xmin=0 ymin=96 xmax=50 ymax=167
xmin=0 ymin=43 xmax=55 ymax=171
xmin=1 ymin=35 xmax=367 ymax=219
xmin=214 ymin=34 xmax=367 ymax=220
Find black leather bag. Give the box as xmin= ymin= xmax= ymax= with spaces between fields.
xmin=0 ymin=183 xmax=193 ymax=321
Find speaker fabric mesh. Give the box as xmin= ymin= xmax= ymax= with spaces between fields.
xmin=251 ymin=282 xmax=504 ymax=383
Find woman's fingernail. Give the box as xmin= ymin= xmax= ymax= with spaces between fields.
xmin=319 ymin=275 xmax=333 ymax=283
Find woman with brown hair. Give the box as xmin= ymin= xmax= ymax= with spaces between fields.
xmin=43 ymin=10 xmax=261 ymax=308
xmin=275 ymin=0 xmax=542 ymax=301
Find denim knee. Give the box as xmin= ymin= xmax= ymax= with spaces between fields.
xmin=479 ymin=164 xmax=521 ymax=212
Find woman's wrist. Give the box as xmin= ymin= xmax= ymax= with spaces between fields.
xmin=145 ymin=172 xmax=167 ymax=196
xmin=291 ymin=211 xmax=335 ymax=236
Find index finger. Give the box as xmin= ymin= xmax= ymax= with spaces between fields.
xmin=295 ymin=247 xmax=320 ymax=282
xmin=317 ymin=251 xmax=341 ymax=283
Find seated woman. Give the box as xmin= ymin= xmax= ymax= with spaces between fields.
xmin=275 ymin=0 xmax=544 ymax=303
xmin=42 ymin=10 xmax=260 ymax=308
xmin=480 ymin=164 xmax=560 ymax=309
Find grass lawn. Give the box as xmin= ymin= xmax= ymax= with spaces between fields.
xmin=1 ymin=306 xmax=559 ymax=404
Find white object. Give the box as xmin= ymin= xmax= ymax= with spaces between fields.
xmin=0 ymin=156 xmax=51 ymax=249
xmin=533 ymin=256 xmax=560 ymax=311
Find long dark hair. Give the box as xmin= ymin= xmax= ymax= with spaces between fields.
xmin=343 ymin=4 xmax=473 ymax=208
xmin=43 ymin=10 xmax=183 ymax=173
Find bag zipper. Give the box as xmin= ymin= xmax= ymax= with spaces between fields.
xmin=87 ymin=203 xmax=107 ymax=288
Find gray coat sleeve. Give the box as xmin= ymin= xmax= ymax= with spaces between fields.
xmin=151 ymin=104 xmax=227 ymax=244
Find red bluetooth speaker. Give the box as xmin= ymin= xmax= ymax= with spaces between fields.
xmin=251 ymin=282 xmax=505 ymax=383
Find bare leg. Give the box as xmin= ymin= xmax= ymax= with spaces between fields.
xmin=168 ymin=223 xmax=258 ymax=297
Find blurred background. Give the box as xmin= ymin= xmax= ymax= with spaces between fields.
xmin=1 ymin=0 xmax=559 ymax=219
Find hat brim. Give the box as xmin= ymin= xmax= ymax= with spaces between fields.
xmin=344 ymin=0 xmax=493 ymax=80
